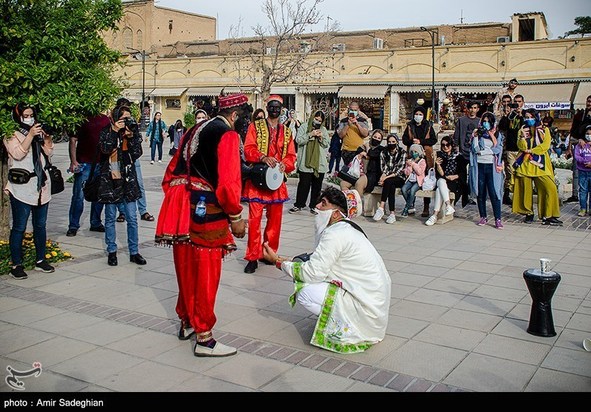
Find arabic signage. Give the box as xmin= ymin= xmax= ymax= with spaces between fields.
xmin=524 ymin=102 xmax=571 ymax=110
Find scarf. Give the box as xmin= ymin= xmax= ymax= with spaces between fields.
xmin=19 ymin=127 xmax=46 ymax=191
xmin=513 ymin=126 xmax=545 ymax=170
xmin=438 ymin=150 xmax=458 ymax=177
xmin=304 ymin=117 xmax=322 ymax=177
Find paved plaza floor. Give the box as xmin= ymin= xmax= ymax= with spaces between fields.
xmin=1 ymin=142 xmax=590 ymax=395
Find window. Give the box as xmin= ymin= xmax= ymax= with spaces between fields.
xmin=166 ymin=99 xmax=181 ymax=109
xmin=136 ymin=29 xmax=143 ymax=50
xmin=123 ymin=27 xmax=133 ymax=50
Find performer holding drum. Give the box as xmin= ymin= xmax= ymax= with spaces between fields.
xmin=242 ymin=95 xmax=297 ymax=274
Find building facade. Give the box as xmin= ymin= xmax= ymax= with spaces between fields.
xmin=109 ymin=2 xmax=591 ymax=134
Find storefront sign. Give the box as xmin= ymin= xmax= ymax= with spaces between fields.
xmin=524 ymin=102 xmax=571 ymax=110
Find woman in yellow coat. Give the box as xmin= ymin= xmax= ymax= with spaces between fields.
xmin=512 ymin=108 xmax=562 ymax=225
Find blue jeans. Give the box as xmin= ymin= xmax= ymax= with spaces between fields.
xmin=477 ymin=163 xmax=501 ymax=220
xmin=105 ymin=201 xmax=139 ymax=255
xmin=9 ymin=194 xmax=49 ymax=265
xmin=116 ymin=160 xmax=147 ymax=215
xmin=68 ymin=163 xmax=104 ymax=230
xmin=328 ymin=154 xmax=341 ymax=173
xmin=150 ymin=141 xmax=163 ymax=162
xmin=401 ymin=181 xmax=420 ymax=209
xmin=579 ymin=169 xmax=591 ymax=211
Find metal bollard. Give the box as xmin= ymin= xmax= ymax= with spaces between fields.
xmin=523 ymin=267 xmax=561 ymax=337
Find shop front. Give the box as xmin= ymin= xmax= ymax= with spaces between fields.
xmin=337 ymin=85 xmax=390 ymax=132
xmin=518 ymin=83 xmax=577 ymax=133
xmin=299 ymin=85 xmax=339 ymax=130
xmin=150 ymin=87 xmax=188 ymax=126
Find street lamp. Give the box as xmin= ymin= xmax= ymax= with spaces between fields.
xmin=420 ymin=27 xmax=437 ymax=123
xmin=127 ymin=47 xmax=147 ymax=128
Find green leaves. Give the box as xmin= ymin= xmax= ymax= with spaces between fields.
xmin=0 ymin=0 xmax=124 ymax=139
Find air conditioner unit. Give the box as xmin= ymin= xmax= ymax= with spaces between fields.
xmin=373 ymin=38 xmax=384 ymax=49
xmin=497 ymin=36 xmax=510 ymax=43
xmin=265 ymin=47 xmax=276 ymax=55
xmin=332 ymin=43 xmax=346 ymax=52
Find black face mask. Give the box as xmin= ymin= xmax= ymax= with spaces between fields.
xmin=267 ymin=103 xmax=282 ymax=119
xmin=371 ymin=138 xmax=381 ymax=147
xmin=387 ymin=144 xmax=397 ymax=151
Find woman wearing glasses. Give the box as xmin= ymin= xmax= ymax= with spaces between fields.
xmin=425 ymin=135 xmax=461 ymax=226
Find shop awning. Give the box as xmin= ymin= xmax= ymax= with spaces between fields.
xmin=444 ymin=85 xmax=500 ymax=95
xmin=150 ymin=88 xmax=188 ymax=97
xmin=121 ymin=89 xmax=153 ymax=101
xmin=519 ymin=83 xmax=575 ymax=110
xmin=186 ymin=87 xmax=225 ymax=96
xmin=270 ymin=86 xmax=296 ymax=95
xmin=299 ymin=85 xmax=339 ymax=95
xmin=573 ymin=82 xmax=591 ymax=110
xmin=338 ymin=85 xmax=390 ymax=99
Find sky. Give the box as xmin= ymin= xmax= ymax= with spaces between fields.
xmin=155 ymin=0 xmax=589 ymax=40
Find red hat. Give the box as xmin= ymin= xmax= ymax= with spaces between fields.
xmin=267 ymin=94 xmax=283 ymax=105
xmin=218 ymin=93 xmax=248 ymax=110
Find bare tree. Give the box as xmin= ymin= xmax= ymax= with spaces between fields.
xmin=228 ymin=0 xmax=339 ymax=101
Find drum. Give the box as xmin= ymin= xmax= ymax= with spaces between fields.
xmin=342 ymin=189 xmax=363 ymax=219
xmin=250 ymin=163 xmax=282 ymax=191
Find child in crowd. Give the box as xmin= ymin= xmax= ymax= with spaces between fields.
xmin=400 ymin=144 xmax=426 ymax=217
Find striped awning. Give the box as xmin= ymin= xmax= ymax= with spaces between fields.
xmin=299 ymin=85 xmax=339 ymax=95
xmin=338 ymin=85 xmax=389 ymax=99
xmin=518 ymin=83 xmax=575 ymax=110
xmin=573 ymin=82 xmax=591 ymax=110
xmin=186 ymin=87 xmax=225 ymax=96
xmin=150 ymin=88 xmax=188 ymax=97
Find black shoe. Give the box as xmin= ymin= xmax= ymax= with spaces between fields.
xmin=542 ymin=217 xmax=563 ymax=226
xmin=178 ymin=321 xmax=195 ymax=341
xmin=9 ymin=265 xmax=27 ymax=280
xmin=524 ymin=214 xmax=534 ymax=224
xmin=108 ymin=252 xmax=118 ymax=266
xmin=259 ymin=258 xmax=274 ymax=265
xmin=502 ymin=193 xmax=512 ymax=206
xmin=89 ymin=225 xmax=105 ymax=233
xmin=564 ymin=196 xmax=579 ymax=203
xmin=35 ymin=260 xmax=55 ymax=273
xmin=66 ymin=229 xmax=77 ymax=237
xmin=130 ymin=254 xmax=147 ymax=265
xmin=244 ymin=260 xmax=258 ymax=273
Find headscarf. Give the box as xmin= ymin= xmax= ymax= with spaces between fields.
xmin=304 ymin=111 xmax=325 ymax=177
xmin=12 ymin=103 xmax=46 ymax=191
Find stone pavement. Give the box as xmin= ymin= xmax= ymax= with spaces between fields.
xmin=1 ymin=141 xmax=590 ymax=394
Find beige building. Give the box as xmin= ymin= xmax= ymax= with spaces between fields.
xmin=109 ymin=1 xmax=591 ymax=134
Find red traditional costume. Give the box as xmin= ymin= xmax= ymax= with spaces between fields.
xmin=155 ymin=95 xmax=245 ymax=345
xmin=242 ymin=101 xmax=297 ymax=262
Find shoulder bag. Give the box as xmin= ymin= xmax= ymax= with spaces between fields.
xmin=41 ymin=151 xmax=64 ymax=195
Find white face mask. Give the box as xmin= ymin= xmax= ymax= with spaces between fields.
xmin=314 ymin=208 xmax=336 ymax=246
xmin=414 ymin=115 xmax=423 ymax=124
xmin=22 ymin=117 xmax=35 ymax=126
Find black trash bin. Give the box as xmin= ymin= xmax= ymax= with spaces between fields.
xmin=523 ymin=269 xmax=561 ymax=337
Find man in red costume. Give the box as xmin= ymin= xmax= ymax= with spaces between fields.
xmin=155 ymin=93 xmax=247 ymax=357
xmin=242 ymin=95 xmax=297 ymax=274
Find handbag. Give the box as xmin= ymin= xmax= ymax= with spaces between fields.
xmin=7 ymin=168 xmax=32 ymax=184
xmin=83 ymin=147 xmax=101 ymax=202
xmin=337 ymin=156 xmax=363 ymax=185
xmin=422 ymin=167 xmax=437 ymax=191
xmin=41 ymin=151 xmax=64 ymax=194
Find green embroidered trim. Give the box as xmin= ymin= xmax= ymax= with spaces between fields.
xmin=310 ymin=283 xmax=373 ymax=354
xmin=288 ymin=262 xmax=305 ymax=307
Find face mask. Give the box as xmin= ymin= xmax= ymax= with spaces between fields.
xmin=411 ymin=152 xmax=420 ymax=160
xmin=312 ymin=120 xmax=321 ymax=127
xmin=371 ymin=138 xmax=381 ymax=146
xmin=22 ymin=117 xmax=35 ymax=126
xmin=585 ymin=133 xmax=591 ymax=142
xmin=525 ymin=118 xmax=536 ymax=127
xmin=414 ymin=115 xmax=423 ymax=124
xmin=314 ymin=208 xmax=336 ymax=245
xmin=482 ymin=122 xmax=491 ymax=131
xmin=387 ymin=144 xmax=397 ymax=151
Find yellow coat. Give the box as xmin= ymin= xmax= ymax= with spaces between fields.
xmin=514 ymin=127 xmax=554 ymax=178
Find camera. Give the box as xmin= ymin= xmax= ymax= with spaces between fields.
xmin=313 ymin=122 xmax=321 ymax=130
xmin=476 ymin=126 xmax=487 ymax=137
xmin=124 ymin=117 xmax=138 ymax=132
xmin=40 ymin=123 xmax=55 ymax=135
xmin=508 ymin=103 xmax=519 ymax=109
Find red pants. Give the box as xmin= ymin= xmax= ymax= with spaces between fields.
xmin=244 ymin=202 xmax=283 ymax=261
xmin=173 ymin=243 xmax=222 ymax=333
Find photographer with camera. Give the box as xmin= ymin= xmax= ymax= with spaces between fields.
xmin=289 ymin=110 xmax=330 ymax=215
xmin=337 ymin=101 xmax=370 ymax=166
xmin=97 ymin=104 xmax=146 ymax=267
xmin=498 ymin=94 xmax=525 ymax=205
xmin=4 ymin=103 xmax=56 ymax=279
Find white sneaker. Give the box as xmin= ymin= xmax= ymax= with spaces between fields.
xmin=408 ymin=208 xmax=416 ymax=215
xmin=425 ymin=214 xmax=437 ymax=226
xmin=385 ymin=214 xmax=397 ymax=224
xmin=158 ymin=160 xmax=162 ymax=163
xmin=193 ymin=341 xmax=237 ymax=357
xmin=150 ymin=161 xmax=154 ymax=164
xmin=373 ymin=207 xmax=385 ymax=221
xmin=445 ymin=205 xmax=455 ymax=216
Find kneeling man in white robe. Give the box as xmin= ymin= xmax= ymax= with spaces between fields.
xmin=263 ymin=186 xmax=391 ymax=354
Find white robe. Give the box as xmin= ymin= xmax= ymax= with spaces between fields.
xmin=282 ymin=220 xmax=391 ymax=353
